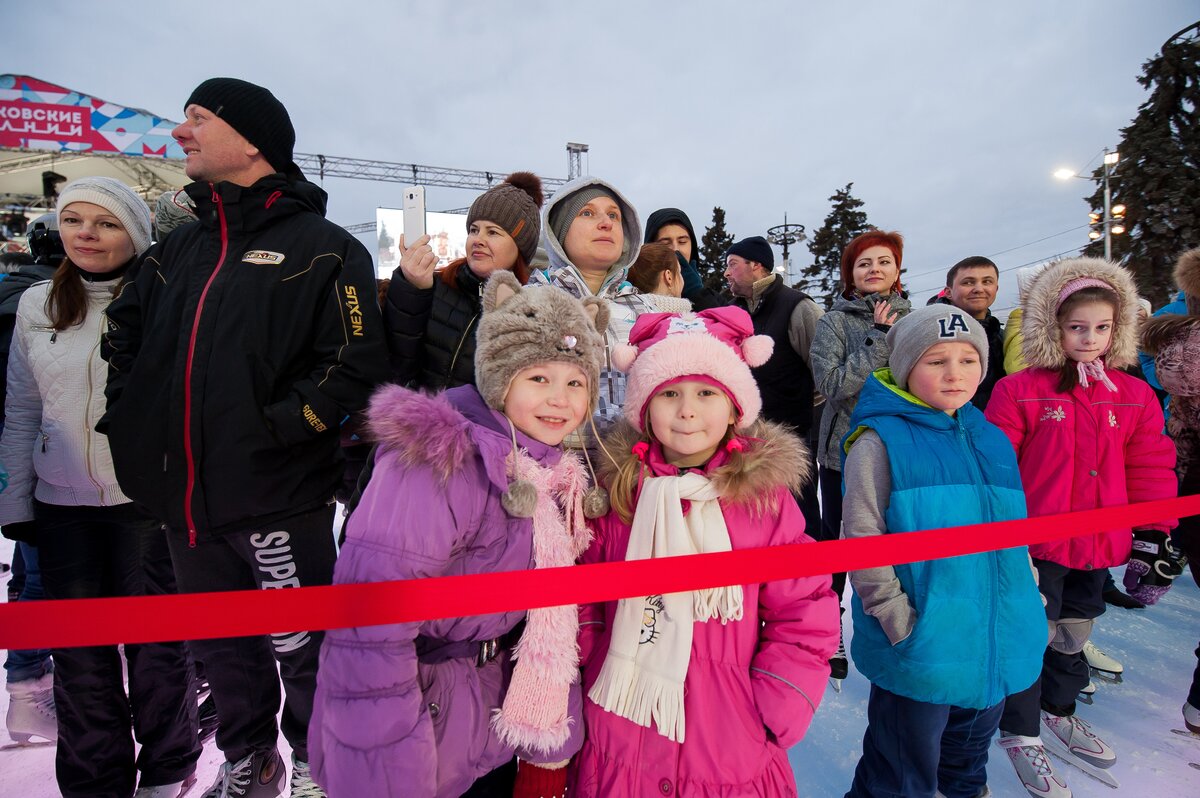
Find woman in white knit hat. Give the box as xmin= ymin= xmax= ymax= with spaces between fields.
xmin=0 ymin=177 xmax=200 ymax=798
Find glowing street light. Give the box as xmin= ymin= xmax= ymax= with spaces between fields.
xmin=1054 ymin=147 xmax=1123 ymax=260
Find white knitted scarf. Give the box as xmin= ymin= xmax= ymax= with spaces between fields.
xmin=587 ymin=472 xmax=743 ymax=742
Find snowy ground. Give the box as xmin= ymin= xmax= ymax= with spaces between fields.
xmin=2 ymin=533 xmax=1197 ymax=797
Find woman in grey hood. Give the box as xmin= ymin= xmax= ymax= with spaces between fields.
xmin=532 ymin=176 xmax=655 ymax=430
xmin=808 ymin=228 xmax=911 ymax=678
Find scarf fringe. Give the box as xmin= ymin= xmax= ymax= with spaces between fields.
xmin=588 ymin=652 xmax=687 ymax=743
xmin=693 ymin=585 xmax=744 ymax=623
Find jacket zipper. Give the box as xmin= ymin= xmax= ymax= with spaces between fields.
xmin=82 ymin=331 xmax=107 ymax=503
xmin=447 ymin=312 xmax=480 ymax=382
xmin=181 ymin=188 xmax=230 ymax=547
xmin=958 ymin=415 xmax=999 ymax=697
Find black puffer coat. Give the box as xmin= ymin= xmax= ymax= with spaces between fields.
xmin=384 ymin=259 xmax=487 ymax=390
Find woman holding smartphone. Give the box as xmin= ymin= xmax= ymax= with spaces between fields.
xmin=385 ymin=172 xmax=544 ymax=391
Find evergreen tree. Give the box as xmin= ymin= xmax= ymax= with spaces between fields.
xmin=378 ymin=220 xmax=394 ymax=251
xmin=699 ymin=207 xmax=735 ymax=296
xmin=804 ymin=183 xmax=871 ymax=309
xmin=1082 ymin=24 xmax=1199 ymax=307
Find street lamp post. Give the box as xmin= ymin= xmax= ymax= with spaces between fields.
xmin=767 ymin=213 xmax=806 ymax=285
xmin=1054 ymin=148 xmax=1123 ymax=261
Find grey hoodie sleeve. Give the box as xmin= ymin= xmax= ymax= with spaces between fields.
xmin=842 ymin=430 xmax=916 ymax=646
xmin=811 ymin=311 xmax=892 ymax=405
xmin=787 ymin=298 xmax=824 ymax=372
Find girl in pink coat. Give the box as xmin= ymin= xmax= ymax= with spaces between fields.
xmin=985 ymin=257 xmax=1177 ymax=798
xmin=569 ymin=308 xmax=840 ymax=797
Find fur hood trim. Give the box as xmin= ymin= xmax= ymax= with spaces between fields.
xmin=365 ymin=385 xmax=478 ymax=485
xmin=1020 ymin=257 xmax=1140 ymax=370
xmin=600 ymin=417 xmax=811 ymax=516
xmin=1174 ymin=247 xmax=1200 ymax=314
xmin=1142 ymin=314 xmax=1200 ymax=357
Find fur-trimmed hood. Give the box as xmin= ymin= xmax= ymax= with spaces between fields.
xmin=365 ymin=383 xmax=560 ymax=491
xmin=1020 ymin=257 xmax=1141 ymax=370
xmin=599 ymin=417 xmax=811 ymax=516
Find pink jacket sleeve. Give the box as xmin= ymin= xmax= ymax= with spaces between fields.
xmin=983 ymin=375 xmax=1026 ymax=455
xmin=310 ymin=450 xmax=480 ymax=797
xmin=749 ymin=487 xmax=840 ymax=748
xmin=1125 ymin=381 xmax=1178 ymax=531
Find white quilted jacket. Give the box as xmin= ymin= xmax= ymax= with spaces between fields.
xmin=0 ymin=278 xmax=129 ymax=524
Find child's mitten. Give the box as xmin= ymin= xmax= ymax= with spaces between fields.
xmin=1123 ymin=528 xmax=1186 ymax=605
xmin=512 ymin=759 xmax=569 ymax=798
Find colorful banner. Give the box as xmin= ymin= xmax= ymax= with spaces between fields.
xmin=0 ymin=74 xmax=183 ymax=158
xmin=1 ymin=495 xmax=1194 ymax=651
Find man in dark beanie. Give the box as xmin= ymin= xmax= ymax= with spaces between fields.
xmin=723 ymin=235 xmax=825 ymax=538
xmin=101 ymin=77 xmax=388 ymax=798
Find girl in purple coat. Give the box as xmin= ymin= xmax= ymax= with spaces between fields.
xmin=570 ymin=308 xmax=840 ymax=797
xmin=309 ymin=271 xmax=610 ymax=798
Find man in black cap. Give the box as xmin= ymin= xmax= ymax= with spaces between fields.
xmin=723 ymin=236 xmax=825 ymax=536
xmin=102 ymin=77 xmax=388 ymax=798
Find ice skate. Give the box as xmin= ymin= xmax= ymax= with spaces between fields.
xmin=5 ymin=671 xmax=57 ymax=744
xmin=1040 ymin=712 xmax=1119 ymax=788
xmin=135 ymin=772 xmax=198 ymax=798
xmin=998 ymin=735 xmax=1072 ymax=798
xmin=1077 ymin=680 xmax=1096 ymax=705
xmin=200 ymin=749 xmax=285 ymax=798
xmin=1184 ymin=702 xmax=1200 ymax=735
xmin=828 ymin=627 xmax=848 ymax=691
xmin=288 ymin=755 xmax=327 ymax=798
xmin=1082 ymin=641 xmax=1122 ymax=683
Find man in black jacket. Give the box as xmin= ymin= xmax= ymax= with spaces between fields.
xmin=724 ymin=235 xmax=824 ymax=535
xmin=941 ymin=256 xmax=1005 ymax=410
xmin=102 ymin=78 xmax=388 ymax=798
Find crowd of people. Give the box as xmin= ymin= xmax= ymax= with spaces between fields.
xmin=0 ymin=75 xmax=1197 ymax=798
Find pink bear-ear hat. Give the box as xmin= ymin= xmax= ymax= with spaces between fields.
xmin=741 ymin=335 xmax=774 ymax=368
xmin=611 ymin=344 xmax=639 ymax=373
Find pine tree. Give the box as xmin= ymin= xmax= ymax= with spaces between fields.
xmin=804 ymin=183 xmax=871 ymax=309
xmin=698 ymin=207 xmax=735 ymax=296
xmin=1082 ymin=24 xmax=1200 ymax=307
xmin=378 ymin=220 xmax=394 ymax=251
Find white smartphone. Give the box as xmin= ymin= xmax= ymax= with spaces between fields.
xmin=402 ymin=186 xmax=427 ymax=242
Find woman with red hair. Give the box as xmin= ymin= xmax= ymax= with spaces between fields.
xmin=808 ymin=229 xmax=911 ymax=679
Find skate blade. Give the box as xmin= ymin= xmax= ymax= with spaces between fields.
xmin=1089 ymin=667 xmax=1123 ymax=684
xmin=0 ymin=740 xmax=55 ymax=751
xmin=1172 ymin=728 xmax=1200 ymax=740
xmin=1041 ymin=730 xmax=1120 ymax=788
xmin=828 ymin=678 xmax=842 ymax=693
xmin=1077 ymin=691 xmax=1094 ymax=705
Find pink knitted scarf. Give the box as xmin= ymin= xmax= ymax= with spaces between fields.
xmin=491 ymin=450 xmax=592 ymax=754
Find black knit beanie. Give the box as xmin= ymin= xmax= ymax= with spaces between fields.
xmin=185 ymin=78 xmax=295 ymax=173
xmin=726 ymin=236 xmax=774 ymax=270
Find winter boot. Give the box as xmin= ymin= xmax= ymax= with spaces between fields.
xmin=5 ymin=672 xmax=57 ymax=744
xmin=1184 ymin=702 xmax=1200 ymax=734
xmin=1082 ymin=641 xmax=1123 ymax=680
xmin=288 ymin=755 xmax=326 ymax=798
xmin=200 ymin=749 xmax=285 ymax=798
xmin=1040 ymin=711 xmax=1116 ymax=769
xmin=998 ymin=735 xmax=1071 ymax=798
xmin=135 ymin=772 xmax=198 ymax=798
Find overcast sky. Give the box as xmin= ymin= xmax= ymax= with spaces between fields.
xmin=11 ymin=1 xmax=1197 ymax=312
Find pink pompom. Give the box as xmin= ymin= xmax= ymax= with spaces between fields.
xmin=741 ymin=335 xmax=774 ymax=367
xmin=631 ymin=441 xmax=650 ymax=461
xmin=611 ymin=344 xmax=639 ymax=372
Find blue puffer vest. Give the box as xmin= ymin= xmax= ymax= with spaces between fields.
xmin=841 ymin=369 xmax=1046 ymax=708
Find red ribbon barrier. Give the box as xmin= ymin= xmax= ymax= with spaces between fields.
xmin=1 ymin=495 xmax=1195 ymax=650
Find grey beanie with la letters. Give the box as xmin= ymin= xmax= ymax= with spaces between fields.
xmin=886 ymin=304 xmax=989 ymax=390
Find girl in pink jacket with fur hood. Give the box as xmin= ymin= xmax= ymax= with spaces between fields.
xmin=985 ymin=257 xmax=1177 ymax=798
xmin=569 ymin=308 xmax=840 ymax=797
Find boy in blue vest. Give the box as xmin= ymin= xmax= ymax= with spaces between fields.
xmin=841 ymin=304 xmax=1048 ymax=798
